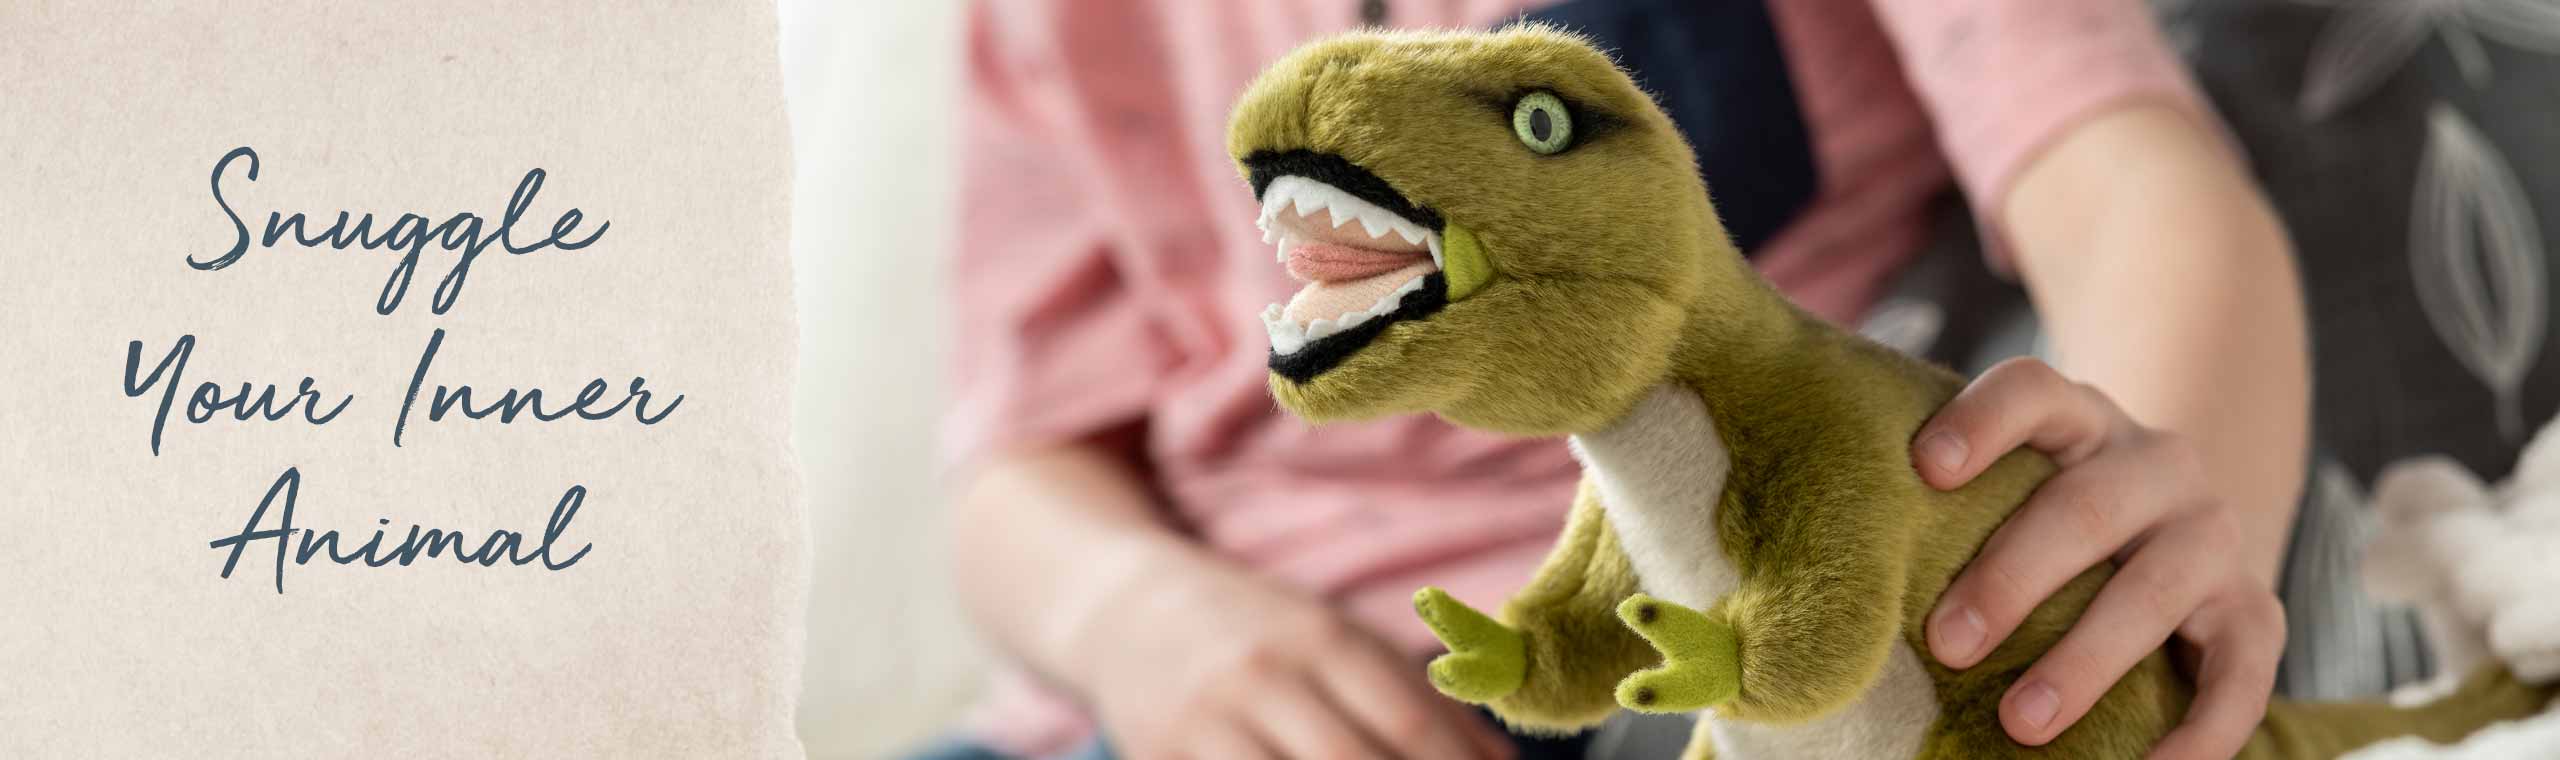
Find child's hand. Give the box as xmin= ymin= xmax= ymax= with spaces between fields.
xmin=1912 ymin=358 xmax=2285 ymax=760
xmin=1066 ymin=550 xmax=1514 ymax=760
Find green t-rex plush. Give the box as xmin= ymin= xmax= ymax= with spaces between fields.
xmin=1227 ymin=25 xmax=2556 ymax=760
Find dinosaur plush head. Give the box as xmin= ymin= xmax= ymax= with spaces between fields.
xmin=1230 ymin=27 xmax=1743 ymax=434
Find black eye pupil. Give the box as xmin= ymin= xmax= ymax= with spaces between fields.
xmin=1529 ymin=108 xmax=1553 ymax=142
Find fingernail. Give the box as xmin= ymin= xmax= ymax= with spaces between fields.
xmin=2013 ymin=680 xmax=2060 ymax=731
xmin=1919 ymin=431 xmax=1968 ymax=477
xmin=1931 ymin=605 xmax=1985 ymax=664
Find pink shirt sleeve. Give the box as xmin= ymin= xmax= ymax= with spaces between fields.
xmin=942 ymin=5 xmax=1171 ymax=471
xmin=1866 ymin=0 xmax=2227 ymax=269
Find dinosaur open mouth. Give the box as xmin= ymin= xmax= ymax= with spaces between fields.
xmin=1246 ymin=151 xmax=1450 ymax=382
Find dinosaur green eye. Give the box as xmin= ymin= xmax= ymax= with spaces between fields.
xmin=1511 ymin=91 xmax=1573 ymax=155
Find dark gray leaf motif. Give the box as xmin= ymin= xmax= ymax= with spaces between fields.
xmin=2411 ymin=104 xmax=2548 ymax=441
xmin=2282 ymin=459 xmax=2424 ymax=699
xmin=2301 ymin=2 xmax=2440 ymax=120
xmin=2466 ymin=0 xmax=2560 ymax=52
xmin=2297 ymin=0 xmax=2560 ymax=121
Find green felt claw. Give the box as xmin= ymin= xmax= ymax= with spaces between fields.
xmin=1613 ymin=594 xmax=1740 ymax=714
xmin=1413 ymin=587 xmax=1526 ymax=704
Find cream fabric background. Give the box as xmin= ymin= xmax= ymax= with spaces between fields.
xmin=4 ymin=2 xmax=1017 ymax=755
xmin=1 ymin=1 xmax=804 ymax=756
xmin=780 ymin=3 xmax=987 ymax=758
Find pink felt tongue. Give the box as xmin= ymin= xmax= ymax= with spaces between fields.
xmin=1287 ymin=242 xmax=1432 ymax=283
xmin=1283 ymin=260 xmax=1437 ymax=323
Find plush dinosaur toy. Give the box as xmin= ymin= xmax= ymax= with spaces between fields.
xmin=1228 ymin=26 xmax=2556 ymax=759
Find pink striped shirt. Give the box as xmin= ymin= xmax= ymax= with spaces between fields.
xmin=943 ymin=0 xmax=2215 ymax=752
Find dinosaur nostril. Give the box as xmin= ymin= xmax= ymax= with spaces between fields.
xmin=1632 ymin=686 xmax=1656 ymax=706
xmin=1636 ymin=604 xmax=1658 ymax=624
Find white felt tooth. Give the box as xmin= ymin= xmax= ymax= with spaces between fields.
xmin=1292 ymin=192 xmax=1321 ymax=216
xmin=1393 ymin=224 xmax=1426 ymax=245
xmin=1318 ymin=190 xmax=1351 ymax=218
xmin=1275 ymin=237 xmax=1290 ymax=263
xmin=1427 ymin=234 xmax=1443 ymax=268
xmin=1263 ymin=306 xmax=1307 ymax=355
xmin=1271 ymin=330 xmax=1306 ymax=355
xmin=1264 ymin=211 xmax=1295 ymax=240
xmin=1260 ymin=190 xmax=1294 ymax=224
xmin=1357 ymin=212 xmax=1393 ymax=239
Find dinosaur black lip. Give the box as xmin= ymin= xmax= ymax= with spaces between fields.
xmin=1244 ymin=150 xmax=1445 ymax=232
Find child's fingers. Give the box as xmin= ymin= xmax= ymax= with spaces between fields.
xmin=1317 ymin=635 xmax=1509 ymax=760
xmin=1928 ymin=439 xmax=2198 ymax=669
xmin=2147 ymin=591 xmax=2284 ymax=760
xmin=1447 ymin=696 xmax=1520 ymax=760
xmin=1187 ymin=717 xmax=1277 ymax=760
xmin=1913 ymin=357 xmax=2127 ymax=489
xmin=1253 ymin=674 xmax=1389 ymax=760
xmin=1998 ymin=513 xmax=2236 ymax=745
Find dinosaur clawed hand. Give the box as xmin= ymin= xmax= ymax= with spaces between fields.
xmin=1614 ymin=594 xmax=1740 ymax=714
xmin=1413 ymin=587 xmax=1527 ymax=703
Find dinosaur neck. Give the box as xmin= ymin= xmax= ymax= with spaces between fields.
xmin=1659 ymin=252 xmax=1844 ymax=433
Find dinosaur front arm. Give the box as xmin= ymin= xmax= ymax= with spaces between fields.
xmin=1415 ymin=480 xmax=1658 ymax=732
xmin=1616 ymin=489 xmax=1916 ymax=724
xmin=1722 ymin=559 xmax=1909 ymax=721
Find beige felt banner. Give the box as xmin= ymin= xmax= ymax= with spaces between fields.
xmin=0 ymin=2 xmax=804 ymax=756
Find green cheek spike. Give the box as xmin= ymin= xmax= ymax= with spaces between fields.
xmin=1440 ymin=224 xmax=1493 ymax=301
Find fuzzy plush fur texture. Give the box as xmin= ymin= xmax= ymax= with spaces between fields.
xmin=1230 ymin=26 xmax=2555 ymax=759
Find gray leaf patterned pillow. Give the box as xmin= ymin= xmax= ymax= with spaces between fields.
xmin=2162 ymin=0 xmax=2560 ymax=700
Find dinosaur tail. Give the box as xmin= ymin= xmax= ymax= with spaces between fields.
xmin=2240 ymin=665 xmax=2557 ymax=759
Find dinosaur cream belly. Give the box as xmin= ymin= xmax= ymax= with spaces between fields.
xmin=1568 ymin=386 xmax=1737 ymax=611
xmin=1574 ymin=385 xmax=1937 ymax=760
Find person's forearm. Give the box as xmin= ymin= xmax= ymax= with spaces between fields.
xmin=2004 ymin=105 xmax=2310 ymax=586
xmin=949 ymin=441 xmax=1206 ymax=683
